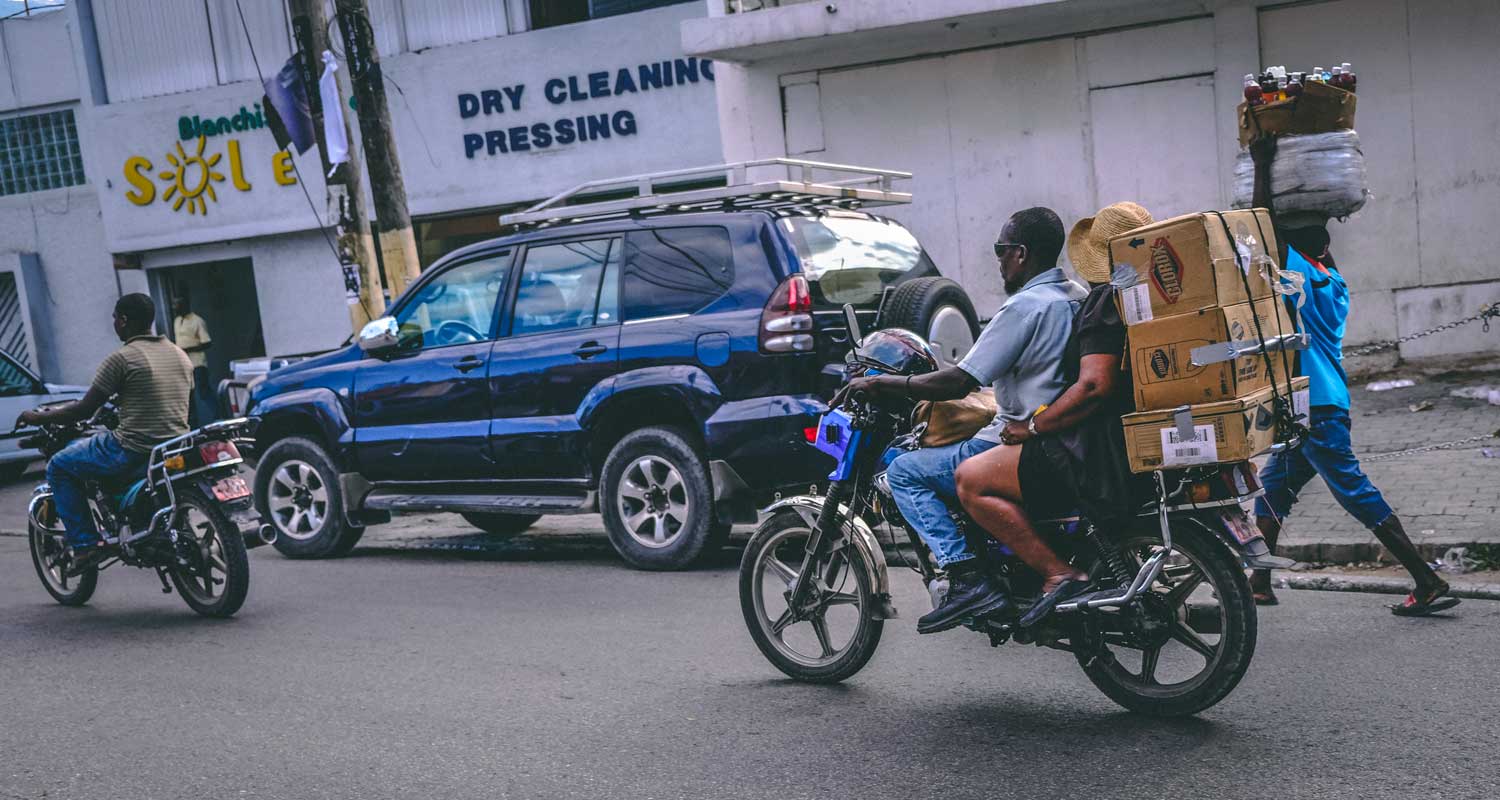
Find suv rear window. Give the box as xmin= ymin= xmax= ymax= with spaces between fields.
xmin=623 ymin=227 xmax=734 ymax=320
xmin=779 ymin=214 xmax=931 ymax=306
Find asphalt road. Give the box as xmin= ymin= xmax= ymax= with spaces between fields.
xmin=2 ymin=532 xmax=1497 ymax=800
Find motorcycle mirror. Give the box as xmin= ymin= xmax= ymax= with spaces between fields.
xmin=842 ymin=304 xmax=863 ymax=350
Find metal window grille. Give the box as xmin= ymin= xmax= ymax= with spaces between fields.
xmin=0 ymin=109 xmax=87 ymax=197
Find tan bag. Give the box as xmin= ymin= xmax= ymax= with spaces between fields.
xmin=914 ymin=388 xmax=998 ymax=447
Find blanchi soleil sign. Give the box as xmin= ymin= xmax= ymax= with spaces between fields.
xmin=456 ymin=56 xmax=713 ymax=159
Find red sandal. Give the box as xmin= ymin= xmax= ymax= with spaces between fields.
xmin=1391 ymin=581 xmax=1460 ymax=617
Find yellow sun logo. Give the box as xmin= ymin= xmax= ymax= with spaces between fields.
xmin=159 ymin=137 xmax=226 ymax=215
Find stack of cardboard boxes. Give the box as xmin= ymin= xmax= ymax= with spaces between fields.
xmin=1106 ymin=209 xmax=1309 ymax=473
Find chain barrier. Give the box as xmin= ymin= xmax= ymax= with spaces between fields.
xmin=1361 ymin=431 xmax=1500 ymax=463
xmin=1344 ymin=303 xmax=1500 ymax=358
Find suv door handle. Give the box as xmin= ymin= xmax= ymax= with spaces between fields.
xmin=453 ymin=355 xmax=485 ymax=373
xmin=572 ymin=342 xmax=608 ymax=360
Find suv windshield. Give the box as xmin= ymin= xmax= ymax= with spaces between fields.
xmin=780 ymin=213 xmax=933 ymax=306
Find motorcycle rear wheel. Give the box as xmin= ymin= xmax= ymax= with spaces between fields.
xmin=29 ymin=507 xmax=97 ymax=607
xmin=1074 ymin=519 xmax=1256 ymax=717
xmin=168 ymin=488 xmax=250 ymax=618
xmin=739 ymin=509 xmax=883 ymax=684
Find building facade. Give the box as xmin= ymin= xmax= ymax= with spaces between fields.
xmin=0 ymin=0 xmax=720 ymax=386
xmin=687 ymin=0 xmax=1500 ymax=370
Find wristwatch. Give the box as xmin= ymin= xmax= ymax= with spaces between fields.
xmin=1027 ymin=415 xmax=1040 ymax=437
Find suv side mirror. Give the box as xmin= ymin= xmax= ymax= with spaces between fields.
xmin=357 ymin=316 xmax=401 ymax=356
xmin=842 ymin=303 xmax=863 ymax=351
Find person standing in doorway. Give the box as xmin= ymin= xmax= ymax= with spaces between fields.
xmin=1249 ymin=136 xmax=1457 ymax=617
xmin=173 ymin=295 xmax=215 ymax=427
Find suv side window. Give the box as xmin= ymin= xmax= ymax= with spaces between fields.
xmin=394 ymin=251 xmax=511 ymax=350
xmin=512 ymin=238 xmax=620 ymax=337
xmin=622 ymin=227 xmax=733 ymax=321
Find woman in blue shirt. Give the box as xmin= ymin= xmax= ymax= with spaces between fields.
xmin=1249 ymin=136 xmax=1457 ymax=617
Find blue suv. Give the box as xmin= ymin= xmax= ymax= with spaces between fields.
xmin=248 ymin=203 xmax=976 ymax=569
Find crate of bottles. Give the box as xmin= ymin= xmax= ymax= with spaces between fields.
xmin=1237 ymin=64 xmax=1357 ymax=147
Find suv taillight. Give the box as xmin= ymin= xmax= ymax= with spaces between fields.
xmin=760 ymin=275 xmax=814 ymax=353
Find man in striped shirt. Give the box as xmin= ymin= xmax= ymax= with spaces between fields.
xmin=20 ymin=293 xmax=192 ymax=572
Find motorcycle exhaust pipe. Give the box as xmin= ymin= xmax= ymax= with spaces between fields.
xmin=243 ymin=523 xmax=278 ymax=549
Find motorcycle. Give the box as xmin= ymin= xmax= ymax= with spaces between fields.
xmin=20 ymin=406 xmax=275 ymax=618
xmin=739 ymin=306 xmax=1294 ymax=717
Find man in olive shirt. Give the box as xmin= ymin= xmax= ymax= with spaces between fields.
xmin=20 ymin=294 xmax=192 ymax=570
xmin=173 ymin=295 xmax=215 ymax=426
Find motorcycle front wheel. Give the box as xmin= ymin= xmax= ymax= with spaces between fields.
xmin=1074 ymin=518 xmax=1256 ymax=717
xmin=28 ymin=496 xmax=97 ymax=607
xmin=739 ymin=508 xmax=883 ymax=684
xmin=168 ymin=488 xmax=250 ymax=618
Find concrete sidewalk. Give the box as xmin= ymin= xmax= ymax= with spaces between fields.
xmin=0 ymin=370 xmax=1494 ymax=568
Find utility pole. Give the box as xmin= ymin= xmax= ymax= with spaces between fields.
xmin=334 ymin=0 xmax=422 ymax=298
xmin=287 ymin=0 xmax=384 ymax=332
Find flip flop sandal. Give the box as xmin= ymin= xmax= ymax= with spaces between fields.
xmin=1253 ymin=589 xmax=1280 ymax=606
xmin=1390 ymin=586 xmax=1460 ymax=617
xmin=1019 ymin=577 xmax=1092 ymax=628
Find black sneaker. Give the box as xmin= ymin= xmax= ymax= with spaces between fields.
xmin=917 ymin=567 xmax=1011 ymax=634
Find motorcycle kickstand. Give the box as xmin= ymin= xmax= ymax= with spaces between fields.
xmin=154 ymin=567 xmax=173 ymax=594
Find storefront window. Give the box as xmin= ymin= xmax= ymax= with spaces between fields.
xmin=529 ymin=0 xmax=697 ymax=30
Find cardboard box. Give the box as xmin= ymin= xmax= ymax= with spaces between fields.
xmin=1128 ymin=296 xmax=1296 ymax=411
xmin=1122 ymin=376 xmax=1310 ymax=473
xmin=1237 ymin=80 xmax=1357 ymax=147
xmin=1110 ymin=209 xmax=1279 ymax=325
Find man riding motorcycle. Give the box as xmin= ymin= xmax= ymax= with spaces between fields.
xmin=833 ymin=207 xmax=1086 ymax=634
xmin=19 ymin=293 xmax=193 ymax=574
xmin=955 ymin=202 xmax=1157 ymax=628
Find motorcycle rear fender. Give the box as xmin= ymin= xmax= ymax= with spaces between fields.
xmin=762 ymin=494 xmax=896 ymax=619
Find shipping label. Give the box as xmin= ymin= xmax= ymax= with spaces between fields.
xmin=1160 ymin=424 xmax=1219 ymax=467
xmin=1120 ymin=284 xmax=1153 ymax=324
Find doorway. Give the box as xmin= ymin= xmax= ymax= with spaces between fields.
xmin=1089 ymin=75 xmax=1221 ymax=218
xmin=149 ymin=258 xmax=266 ymax=398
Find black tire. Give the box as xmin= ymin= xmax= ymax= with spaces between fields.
xmin=599 ymin=426 xmax=726 ymax=570
xmin=1075 ymin=520 xmax=1257 ymax=717
xmin=0 ymin=461 xmax=32 ymax=484
xmin=881 ymin=277 xmax=980 ymax=367
xmin=255 ymin=436 xmax=365 ymax=559
xmin=461 ymin=512 xmax=542 ymax=536
xmin=28 ymin=496 xmax=97 ymax=607
xmin=168 ymin=488 xmax=250 ymax=618
xmin=739 ymin=509 xmax=883 ymax=684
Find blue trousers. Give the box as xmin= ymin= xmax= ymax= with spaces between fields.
xmin=886 ymin=437 xmax=999 ymax=568
xmin=47 ymin=432 xmax=148 ymax=548
xmin=1255 ymin=406 xmax=1394 ymax=530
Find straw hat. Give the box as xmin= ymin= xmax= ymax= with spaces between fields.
xmin=1067 ymin=201 xmax=1154 ymax=284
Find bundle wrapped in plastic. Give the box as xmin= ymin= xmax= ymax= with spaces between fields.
xmin=1231 ymin=130 xmax=1369 ymax=219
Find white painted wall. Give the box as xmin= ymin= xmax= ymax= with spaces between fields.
xmin=0 ymin=10 xmax=81 ymax=111
xmin=712 ymin=0 xmax=1500 ymax=362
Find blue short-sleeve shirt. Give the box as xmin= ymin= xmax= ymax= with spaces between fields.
xmin=1284 ymin=247 xmax=1351 ymax=409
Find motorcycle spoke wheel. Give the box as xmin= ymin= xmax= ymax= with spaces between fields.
xmin=167 ymin=489 xmax=250 ymax=618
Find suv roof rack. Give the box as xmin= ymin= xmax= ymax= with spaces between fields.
xmin=499 ymin=158 xmax=912 ymax=229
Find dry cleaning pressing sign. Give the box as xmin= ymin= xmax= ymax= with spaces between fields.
xmin=457 ymin=57 xmax=714 ymax=158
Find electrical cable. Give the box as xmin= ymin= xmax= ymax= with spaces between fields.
xmin=232 ymin=0 xmax=380 ymax=323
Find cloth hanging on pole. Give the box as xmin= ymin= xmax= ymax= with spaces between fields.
xmin=319 ymin=50 xmax=349 ymax=177
xmin=262 ymin=56 xmax=314 ymax=155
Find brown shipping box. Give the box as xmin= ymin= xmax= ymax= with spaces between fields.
xmin=1122 ymin=376 xmax=1310 ymax=474
xmin=1110 ymin=209 xmax=1279 ymax=326
xmin=1237 ymin=80 xmax=1357 ymax=147
xmin=1128 ymin=296 xmax=1296 ymax=411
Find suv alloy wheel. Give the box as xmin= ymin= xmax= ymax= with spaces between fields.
xmin=254 ymin=437 xmax=366 ymax=559
xmin=600 ymin=427 xmax=729 ymax=570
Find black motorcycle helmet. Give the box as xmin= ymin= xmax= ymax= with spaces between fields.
xmin=851 ymin=328 xmax=938 ymax=376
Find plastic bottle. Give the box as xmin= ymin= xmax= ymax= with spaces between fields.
xmin=1276 ymin=76 xmax=1288 ymax=101
xmin=1243 ymin=73 xmax=1264 ymax=106
xmin=1309 ymin=67 xmax=1325 ymax=83
xmin=1330 ymin=66 xmax=1344 ymax=90
xmin=1341 ymin=61 xmax=1356 ymax=92
xmin=1286 ymin=73 xmax=1303 ymax=98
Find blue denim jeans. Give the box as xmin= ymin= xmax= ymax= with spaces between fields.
xmin=47 ymin=432 xmax=148 ymax=548
xmin=1255 ymin=406 xmax=1394 ymax=530
xmin=886 ymin=437 xmax=999 ymax=568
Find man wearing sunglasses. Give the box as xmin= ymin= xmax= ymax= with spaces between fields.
xmin=834 ymin=207 xmax=1086 ymax=633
